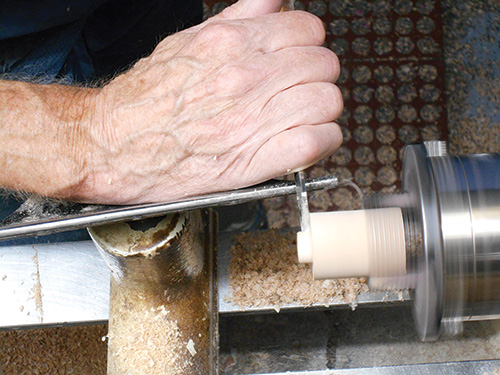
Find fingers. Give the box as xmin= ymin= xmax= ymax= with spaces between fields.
xmin=261 ymin=82 xmax=343 ymax=133
xmin=180 ymin=0 xmax=325 ymax=58
xmin=209 ymin=46 xmax=339 ymax=100
xmin=246 ymin=123 xmax=343 ymax=179
xmin=251 ymin=11 xmax=326 ymax=52
xmin=213 ymin=0 xmax=282 ymax=20
xmin=198 ymin=11 xmax=325 ymax=53
xmin=255 ymin=46 xmax=340 ymax=92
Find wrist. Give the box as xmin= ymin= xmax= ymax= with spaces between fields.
xmin=37 ymin=84 xmax=103 ymax=202
xmin=59 ymin=85 xmax=105 ymax=202
xmin=0 ymin=80 xmax=104 ymax=202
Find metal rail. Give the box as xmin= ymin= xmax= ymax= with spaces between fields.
xmin=255 ymin=360 xmax=500 ymax=375
xmin=0 ymin=232 xmax=407 ymax=330
xmin=0 ymin=176 xmax=338 ymax=241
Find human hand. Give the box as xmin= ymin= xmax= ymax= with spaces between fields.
xmin=87 ymin=0 xmax=343 ymax=204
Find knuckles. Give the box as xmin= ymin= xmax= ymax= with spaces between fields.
xmin=316 ymin=47 xmax=341 ymax=83
xmin=193 ymin=21 xmax=248 ymax=53
xmin=294 ymin=10 xmax=326 ymax=46
xmin=329 ymin=50 xmax=341 ymax=82
xmin=313 ymin=83 xmax=344 ymax=122
xmin=213 ymin=63 xmax=260 ymax=96
xmin=294 ymin=129 xmax=325 ymax=164
xmin=296 ymin=123 xmax=342 ymax=164
xmin=328 ymin=84 xmax=344 ymax=120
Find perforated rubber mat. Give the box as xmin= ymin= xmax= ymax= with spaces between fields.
xmin=203 ymin=0 xmax=448 ymax=227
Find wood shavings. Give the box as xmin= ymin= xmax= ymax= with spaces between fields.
xmin=104 ymin=210 xmax=214 ymax=375
xmin=0 ymin=325 xmax=107 ymax=375
xmin=187 ymin=339 xmax=197 ymax=356
xmin=31 ymin=248 xmax=43 ymax=324
xmin=226 ymin=230 xmax=369 ymax=309
xmin=107 ymin=287 xmax=190 ymax=375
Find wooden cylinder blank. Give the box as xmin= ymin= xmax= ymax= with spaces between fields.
xmin=297 ymin=208 xmax=406 ymax=280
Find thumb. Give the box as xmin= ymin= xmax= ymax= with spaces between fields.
xmin=213 ymin=0 xmax=283 ymax=21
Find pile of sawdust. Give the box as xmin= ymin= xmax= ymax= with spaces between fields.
xmin=107 ymin=291 xmax=190 ymax=375
xmin=0 ymin=325 xmax=107 ymax=375
xmin=227 ymin=230 xmax=369 ymax=309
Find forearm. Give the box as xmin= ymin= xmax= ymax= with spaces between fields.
xmin=0 ymin=80 xmax=99 ymax=200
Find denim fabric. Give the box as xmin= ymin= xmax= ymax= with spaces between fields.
xmin=0 ymin=1 xmax=105 ymax=82
xmin=0 ymin=0 xmax=203 ymax=83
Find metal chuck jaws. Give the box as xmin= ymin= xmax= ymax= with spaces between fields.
xmin=297 ymin=141 xmax=500 ymax=341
